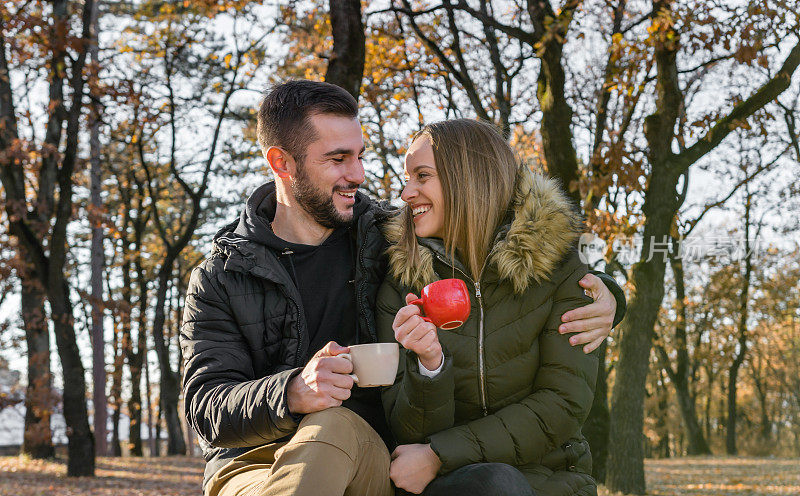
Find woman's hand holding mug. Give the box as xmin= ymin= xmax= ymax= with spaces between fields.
xmin=409 ymin=278 xmax=471 ymax=330
xmin=392 ymin=293 xmax=443 ymax=371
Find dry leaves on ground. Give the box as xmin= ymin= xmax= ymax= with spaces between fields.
xmin=0 ymin=455 xmax=204 ymax=496
xmin=600 ymin=456 xmax=800 ymax=496
xmin=1 ymin=455 xmax=798 ymax=495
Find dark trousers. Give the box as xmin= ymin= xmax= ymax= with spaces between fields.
xmin=398 ymin=463 xmax=535 ymax=496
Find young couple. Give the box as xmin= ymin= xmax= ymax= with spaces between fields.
xmin=180 ymin=80 xmax=625 ymax=496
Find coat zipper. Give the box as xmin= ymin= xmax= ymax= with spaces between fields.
xmin=433 ymin=251 xmax=496 ymax=417
xmin=289 ymin=293 xmax=304 ymax=367
xmin=356 ymin=221 xmax=373 ymax=342
xmin=474 ymin=280 xmax=488 ymax=416
xmin=275 ymin=280 xmax=305 ymax=368
xmin=278 ymin=249 xmax=306 ymax=367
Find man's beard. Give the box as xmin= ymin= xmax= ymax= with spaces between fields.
xmin=292 ymin=164 xmax=358 ymax=229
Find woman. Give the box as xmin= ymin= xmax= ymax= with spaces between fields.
xmin=376 ymin=119 xmax=599 ymax=496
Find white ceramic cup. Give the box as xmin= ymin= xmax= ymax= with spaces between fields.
xmin=340 ymin=343 xmax=399 ymax=387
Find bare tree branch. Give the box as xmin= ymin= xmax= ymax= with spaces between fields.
xmin=683 ymin=144 xmax=790 ymax=236
xmin=397 ymin=0 xmax=491 ymax=122
xmin=677 ymin=39 xmax=800 ymax=172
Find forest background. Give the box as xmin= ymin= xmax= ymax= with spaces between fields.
xmin=0 ymin=1 xmax=799 ymax=495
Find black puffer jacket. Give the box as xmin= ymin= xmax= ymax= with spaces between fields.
xmin=179 ymin=181 xmax=392 ymax=488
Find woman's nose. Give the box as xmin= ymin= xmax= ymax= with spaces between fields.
xmin=401 ymin=182 xmax=416 ymax=203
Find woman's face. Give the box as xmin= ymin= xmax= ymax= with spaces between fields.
xmin=401 ymin=137 xmax=445 ymax=239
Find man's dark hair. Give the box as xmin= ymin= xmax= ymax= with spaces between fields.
xmin=257 ymin=80 xmax=358 ymax=166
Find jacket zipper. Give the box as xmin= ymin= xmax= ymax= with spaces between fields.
xmin=279 ymin=249 xmax=306 ymax=367
xmin=289 ymin=294 xmax=304 ymax=367
xmin=474 ymin=280 xmax=488 ymax=417
xmin=433 ymin=252 xmax=494 ymax=416
xmin=275 ymin=284 xmax=304 ymax=368
xmin=356 ymin=221 xmax=372 ymax=342
xmin=224 ymin=247 xmax=307 ymax=368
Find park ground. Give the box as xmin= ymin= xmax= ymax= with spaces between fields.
xmin=0 ymin=455 xmax=798 ymax=495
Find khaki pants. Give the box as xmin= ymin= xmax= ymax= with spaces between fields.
xmin=205 ymin=407 xmax=393 ymax=496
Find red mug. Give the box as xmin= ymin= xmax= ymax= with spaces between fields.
xmin=410 ymin=278 xmax=471 ymax=330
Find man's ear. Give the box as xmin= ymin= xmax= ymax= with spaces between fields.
xmin=265 ymin=146 xmax=294 ymax=179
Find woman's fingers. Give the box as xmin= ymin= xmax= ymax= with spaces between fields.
xmin=393 ymin=304 xmax=423 ymax=331
xmin=396 ymin=317 xmax=438 ymax=353
xmin=405 ymin=323 xmax=437 ymax=349
xmin=394 ymin=314 xmax=424 ymax=341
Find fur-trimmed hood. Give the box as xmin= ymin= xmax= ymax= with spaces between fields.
xmin=384 ymin=168 xmax=584 ymax=293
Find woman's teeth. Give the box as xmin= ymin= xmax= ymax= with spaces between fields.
xmin=412 ymin=206 xmax=430 ymax=216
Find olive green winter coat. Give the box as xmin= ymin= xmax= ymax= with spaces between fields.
xmin=376 ymin=169 xmax=599 ymax=496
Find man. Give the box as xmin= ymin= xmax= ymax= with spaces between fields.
xmin=180 ymin=80 xmax=626 ymax=496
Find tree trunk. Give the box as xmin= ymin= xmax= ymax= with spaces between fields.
xmin=608 ymin=159 xmax=680 ymax=493
xmin=128 ymin=325 xmax=144 ymax=457
xmin=155 ymin=399 xmax=163 ymax=457
xmin=667 ymin=251 xmax=711 ymax=454
xmin=325 ymin=0 xmax=365 ymax=101
xmin=126 ymin=185 xmax=149 ymax=457
xmin=760 ymin=406 xmax=771 ymax=445
xmin=39 ymin=0 xmax=97 ymax=475
xmin=726 ymin=192 xmax=754 ymax=455
xmin=48 ymin=279 xmax=95 ymax=476
xmin=655 ymin=368 xmax=670 ymax=458
xmin=128 ymin=249 xmax=148 ymax=456
xmin=20 ymin=263 xmax=55 ymax=459
xmin=114 ymin=202 xmax=132 ymax=458
xmin=183 ymin=408 xmax=195 ymax=456
xmin=704 ymin=378 xmax=712 ymax=441
xmin=1 ymin=7 xmax=52 ymax=466
xmin=607 ymin=4 xmax=800 ymax=491
xmin=583 ymin=340 xmax=609 ymax=483
xmin=719 ymin=380 xmax=727 ymax=436
xmin=89 ymin=0 xmax=107 ymax=458
xmin=110 ymin=399 xmax=122 ymax=457
xmin=109 ymin=312 xmax=124 ymax=457
xmin=725 ymin=327 xmax=744 ymax=455
xmin=151 ymin=263 xmax=186 ymax=455
xmin=590 ymin=0 xmax=627 ymax=180
xmin=536 ymin=33 xmax=581 ymax=203
xmin=750 ymin=360 xmax=772 ymax=445
xmin=50 ymin=0 xmax=97 ymax=475
xmin=144 ymin=343 xmax=157 ymax=456
xmin=606 ymin=30 xmax=686 ymax=480
xmin=673 ymin=381 xmax=710 ymax=454
xmin=141 ymin=36 xmax=236 ymax=456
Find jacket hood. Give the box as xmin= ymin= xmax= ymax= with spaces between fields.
xmin=213 ymin=180 xmax=373 ymax=251
xmin=383 ymin=168 xmax=584 ymax=293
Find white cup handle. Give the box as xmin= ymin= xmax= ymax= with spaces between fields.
xmin=339 ymin=353 xmax=358 ymax=383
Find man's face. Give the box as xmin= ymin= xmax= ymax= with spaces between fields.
xmin=291 ymin=114 xmax=366 ymax=228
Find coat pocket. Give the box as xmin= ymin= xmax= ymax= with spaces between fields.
xmin=562 ymin=438 xmax=591 ymax=474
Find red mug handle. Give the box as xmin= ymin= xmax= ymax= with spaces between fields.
xmin=409 ymin=298 xmax=433 ymax=323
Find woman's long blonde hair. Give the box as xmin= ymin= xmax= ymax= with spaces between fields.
xmin=400 ymin=119 xmax=519 ymax=281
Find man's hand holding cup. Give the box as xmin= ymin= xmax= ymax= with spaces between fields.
xmin=287 ymin=341 xmax=354 ymax=414
xmin=393 ymin=293 xmax=444 ymax=371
